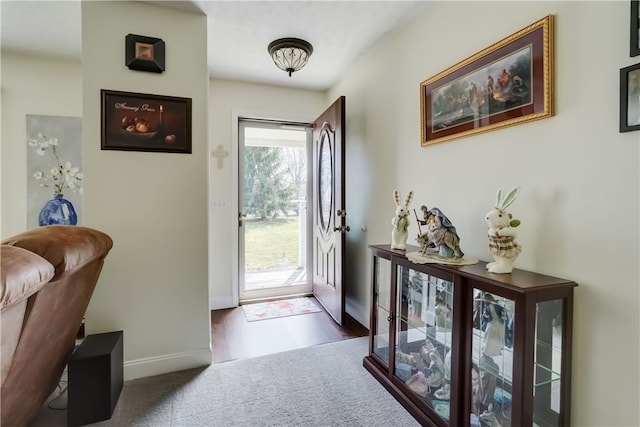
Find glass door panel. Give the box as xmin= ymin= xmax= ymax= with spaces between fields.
xmin=471 ymin=289 xmax=515 ymax=427
xmin=373 ymin=256 xmax=392 ymax=363
xmin=533 ymin=299 xmax=564 ymax=426
xmin=395 ymin=264 xmax=454 ymax=422
xmin=238 ymin=120 xmax=312 ymax=302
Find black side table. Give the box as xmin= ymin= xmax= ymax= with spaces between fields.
xmin=68 ymin=330 xmax=123 ymax=426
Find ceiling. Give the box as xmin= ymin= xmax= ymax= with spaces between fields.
xmin=0 ymin=0 xmax=429 ymax=91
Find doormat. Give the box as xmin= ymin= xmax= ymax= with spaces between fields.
xmin=241 ymin=297 xmax=322 ymax=322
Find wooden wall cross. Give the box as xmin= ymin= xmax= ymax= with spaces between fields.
xmin=212 ymin=145 xmax=229 ymax=169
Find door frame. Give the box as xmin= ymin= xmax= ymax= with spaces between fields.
xmin=230 ymin=109 xmax=316 ymax=307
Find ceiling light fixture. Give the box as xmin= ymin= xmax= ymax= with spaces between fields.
xmin=268 ymin=38 xmax=313 ymax=77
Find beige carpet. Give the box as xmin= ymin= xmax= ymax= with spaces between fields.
xmin=31 ymin=337 xmax=419 ymax=426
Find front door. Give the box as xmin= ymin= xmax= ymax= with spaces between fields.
xmin=312 ymin=96 xmax=347 ymax=325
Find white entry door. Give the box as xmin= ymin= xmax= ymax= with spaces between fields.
xmin=238 ymin=119 xmax=312 ymax=302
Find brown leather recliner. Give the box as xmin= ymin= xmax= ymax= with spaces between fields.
xmin=0 ymin=225 xmax=113 ymax=427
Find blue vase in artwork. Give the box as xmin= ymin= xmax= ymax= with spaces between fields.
xmin=38 ymin=194 xmax=78 ymax=226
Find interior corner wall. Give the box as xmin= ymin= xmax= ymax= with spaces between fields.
xmin=0 ymin=52 xmax=82 ymax=238
xmin=328 ymin=1 xmax=640 ymax=425
xmin=81 ymin=1 xmax=210 ymax=380
xmin=207 ymin=79 xmax=326 ymax=309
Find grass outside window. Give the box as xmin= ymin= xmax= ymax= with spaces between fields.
xmin=245 ymin=217 xmax=300 ymax=270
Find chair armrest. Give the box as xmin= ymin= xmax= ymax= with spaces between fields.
xmin=0 ymin=246 xmax=54 ymax=312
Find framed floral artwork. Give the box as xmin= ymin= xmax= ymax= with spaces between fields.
xmin=101 ymin=90 xmax=192 ymax=153
xmin=420 ymin=15 xmax=554 ymax=146
xmin=26 ymin=115 xmax=83 ymax=228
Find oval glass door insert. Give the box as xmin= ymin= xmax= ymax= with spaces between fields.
xmin=318 ymin=128 xmax=333 ymax=235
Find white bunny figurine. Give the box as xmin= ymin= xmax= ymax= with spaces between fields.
xmin=391 ymin=190 xmax=413 ymax=250
xmin=485 ymin=187 xmax=522 ymax=274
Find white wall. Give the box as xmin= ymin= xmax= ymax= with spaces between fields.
xmin=329 ymin=1 xmax=639 ymax=425
xmin=208 ymin=79 xmax=326 ymax=308
xmin=2 ymin=0 xmax=638 ymax=423
xmin=1 ymin=7 xmax=327 ymax=380
xmin=1 ymin=52 xmax=82 ymax=237
xmin=81 ymin=1 xmax=210 ymax=379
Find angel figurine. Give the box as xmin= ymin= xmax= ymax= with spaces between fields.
xmin=415 ymin=205 xmax=464 ymax=259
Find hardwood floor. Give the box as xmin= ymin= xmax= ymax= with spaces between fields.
xmin=211 ymin=296 xmax=368 ymax=363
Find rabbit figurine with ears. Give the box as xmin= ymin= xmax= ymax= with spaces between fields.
xmin=391 ymin=190 xmax=414 ymax=250
xmin=485 ymin=187 xmax=522 ymax=274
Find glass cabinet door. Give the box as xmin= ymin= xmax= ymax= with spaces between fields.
xmin=394 ymin=263 xmax=454 ymax=422
xmin=533 ymin=299 xmax=565 ymax=426
xmin=372 ymin=255 xmax=392 ymax=364
xmin=470 ymin=290 xmax=566 ymax=427
xmin=470 ymin=289 xmax=515 ymax=427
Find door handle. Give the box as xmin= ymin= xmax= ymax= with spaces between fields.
xmin=238 ymin=212 xmax=247 ymax=227
xmin=333 ymin=225 xmax=351 ymax=233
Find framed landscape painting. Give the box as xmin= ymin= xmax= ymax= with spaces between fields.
xmin=420 ymin=15 xmax=554 ymax=146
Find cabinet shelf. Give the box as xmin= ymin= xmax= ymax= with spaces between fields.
xmin=534 ymin=365 xmax=561 ymax=387
xmin=364 ymin=244 xmax=577 ymax=427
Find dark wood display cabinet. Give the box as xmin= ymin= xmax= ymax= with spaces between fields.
xmin=363 ymin=244 xmax=577 ymax=427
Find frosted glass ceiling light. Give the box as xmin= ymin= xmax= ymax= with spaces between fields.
xmin=268 ymin=38 xmax=313 ymax=77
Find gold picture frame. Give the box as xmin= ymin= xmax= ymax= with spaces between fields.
xmin=420 ymin=15 xmax=554 ymax=147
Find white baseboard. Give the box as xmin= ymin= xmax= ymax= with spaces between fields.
xmin=124 ymin=347 xmax=212 ymax=381
xmin=210 ymin=296 xmax=236 ymax=310
xmin=345 ymin=299 xmax=368 ymax=328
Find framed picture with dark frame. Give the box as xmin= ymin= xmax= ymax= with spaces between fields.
xmin=631 ymin=0 xmax=640 ymax=57
xmin=420 ymin=15 xmax=554 ymax=147
xmin=125 ymin=34 xmax=165 ymax=73
xmin=101 ymin=89 xmax=192 ymax=153
xmin=620 ymin=63 xmax=640 ymax=132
